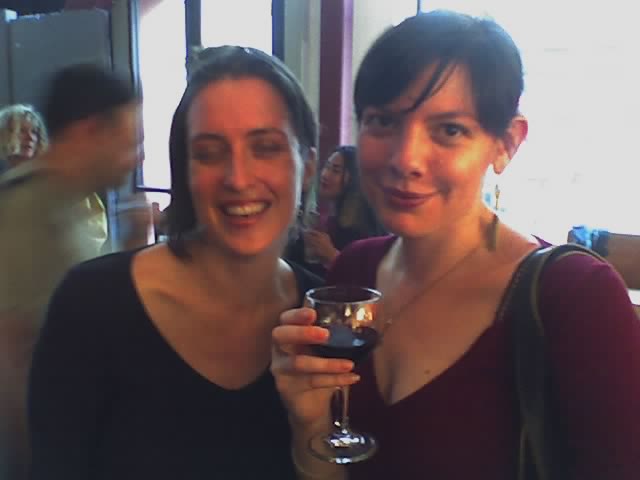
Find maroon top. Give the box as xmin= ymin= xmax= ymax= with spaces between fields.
xmin=326 ymin=236 xmax=640 ymax=480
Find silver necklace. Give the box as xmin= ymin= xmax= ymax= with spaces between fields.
xmin=379 ymin=241 xmax=484 ymax=337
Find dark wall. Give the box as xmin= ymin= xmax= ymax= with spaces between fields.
xmin=0 ymin=9 xmax=112 ymax=109
xmin=0 ymin=0 xmax=65 ymax=15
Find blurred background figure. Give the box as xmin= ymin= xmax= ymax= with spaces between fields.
xmin=285 ymin=145 xmax=384 ymax=277
xmin=0 ymin=62 xmax=142 ymax=480
xmin=0 ymin=103 xmax=112 ymax=255
xmin=0 ymin=104 xmax=48 ymax=173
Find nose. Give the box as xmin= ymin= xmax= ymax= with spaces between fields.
xmin=20 ymin=128 xmax=36 ymax=144
xmin=388 ymin=120 xmax=429 ymax=180
xmin=223 ymin=149 xmax=252 ymax=190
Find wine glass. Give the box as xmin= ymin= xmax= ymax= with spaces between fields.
xmin=305 ymin=285 xmax=382 ymax=464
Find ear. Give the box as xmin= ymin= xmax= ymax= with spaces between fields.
xmin=493 ymin=115 xmax=528 ymax=175
xmin=302 ymin=147 xmax=317 ymax=191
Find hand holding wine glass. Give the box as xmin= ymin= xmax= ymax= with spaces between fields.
xmin=271 ymin=307 xmax=361 ymax=430
xmin=304 ymin=285 xmax=382 ymax=464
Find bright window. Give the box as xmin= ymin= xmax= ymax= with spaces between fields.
xmin=201 ymin=1 xmax=272 ymax=53
xmin=421 ymin=1 xmax=640 ymax=243
xmin=137 ymin=0 xmax=186 ymax=208
xmin=390 ymin=0 xmax=421 ymax=25
xmin=136 ymin=1 xmax=274 ymax=210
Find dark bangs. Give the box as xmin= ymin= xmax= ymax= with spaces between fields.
xmin=354 ymin=10 xmax=523 ymax=138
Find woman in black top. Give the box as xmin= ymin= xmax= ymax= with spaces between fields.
xmin=28 ymin=46 xmax=320 ymax=480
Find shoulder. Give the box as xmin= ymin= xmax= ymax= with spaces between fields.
xmin=40 ymin=250 xmax=140 ymax=351
xmin=327 ymin=235 xmax=395 ymax=286
xmin=52 ymin=250 xmax=138 ymax=305
xmin=540 ymin=249 xmax=627 ymax=302
xmin=538 ymin=248 xmax=639 ymax=343
xmin=0 ymin=159 xmax=49 ymax=194
xmin=286 ymin=260 xmax=323 ymax=302
xmin=338 ymin=235 xmax=395 ymax=261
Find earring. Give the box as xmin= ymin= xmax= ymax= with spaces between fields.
xmin=488 ymin=184 xmax=501 ymax=251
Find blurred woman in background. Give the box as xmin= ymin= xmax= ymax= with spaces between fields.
xmin=0 ymin=104 xmax=48 ymax=172
xmin=287 ymin=145 xmax=383 ymax=276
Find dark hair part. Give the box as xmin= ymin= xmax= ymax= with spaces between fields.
xmin=167 ymin=46 xmax=318 ymax=258
xmin=354 ymin=10 xmax=523 ymax=138
xmin=42 ymin=63 xmax=139 ymax=139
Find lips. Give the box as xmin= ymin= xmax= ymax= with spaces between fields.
xmin=222 ymin=201 xmax=268 ymax=217
xmin=382 ymin=187 xmax=436 ymax=209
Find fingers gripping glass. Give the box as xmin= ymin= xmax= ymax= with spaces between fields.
xmin=305 ymin=286 xmax=382 ymax=464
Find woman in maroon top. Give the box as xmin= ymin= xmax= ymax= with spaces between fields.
xmin=271 ymin=10 xmax=640 ymax=480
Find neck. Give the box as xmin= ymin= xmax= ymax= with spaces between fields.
xmin=393 ymin=207 xmax=496 ymax=282
xmin=187 ymin=237 xmax=290 ymax=308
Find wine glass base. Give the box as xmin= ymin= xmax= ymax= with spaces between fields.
xmin=309 ymin=429 xmax=378 ymax=464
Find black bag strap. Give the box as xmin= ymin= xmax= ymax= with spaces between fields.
xmin=510 ymin=243 xmax=604 ymax=480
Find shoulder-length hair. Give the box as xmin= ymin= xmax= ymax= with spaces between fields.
xmin=166 ymin=46 xmax=318 ymax=258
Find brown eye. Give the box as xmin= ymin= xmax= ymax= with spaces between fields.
xmin=361 ymin=110 xmax=399 ymax=137
xmin=442 ymin=124 xmax=465 ymax=136
xmin=192 ymin=147 xmax=226 ymax=164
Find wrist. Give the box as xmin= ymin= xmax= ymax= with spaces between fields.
xmin=291 ymin=445 xmax=342 ymax=480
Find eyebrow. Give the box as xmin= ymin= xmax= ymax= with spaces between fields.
xmin=425 ymin=111 xmax=476 ymax=122
xmin=190 ymin=133 xmax=225 ymax=144
xmin=246 ymin=127 xmax=287 ymax=139
xmin=190 ymin=128 xmax=287 ymax=144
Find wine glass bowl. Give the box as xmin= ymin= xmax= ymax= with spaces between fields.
xmin=305 ymin=285 xmax=382 ymax=464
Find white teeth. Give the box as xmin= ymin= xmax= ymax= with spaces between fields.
xmin=224 ymin=202 xmax=267 ymax=216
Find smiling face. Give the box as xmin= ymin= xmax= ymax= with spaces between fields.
xmin=357 ymin=65 xmax=510 ymax=239
xmin=186 ymin=77 xmax=307 ymax=257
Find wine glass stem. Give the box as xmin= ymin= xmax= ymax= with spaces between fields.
xmin=334 ymin=385 xmax=351 ymax=431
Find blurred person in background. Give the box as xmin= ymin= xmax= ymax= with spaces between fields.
xmin=0 ymin=62 xmax=142 ymax=480
xmin=286 ymin=145 xmax=384 ymax=277
xmin=0 ymin=102 xmax=111 ymax=254
xmin=0 ymin=104 xmax=48 ymax=173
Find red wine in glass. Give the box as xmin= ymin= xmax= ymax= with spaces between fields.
xmin=311 ymin=325 xmax=379 ymax=364
xmin=305 ymin=285 xmax=382 ymax=464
